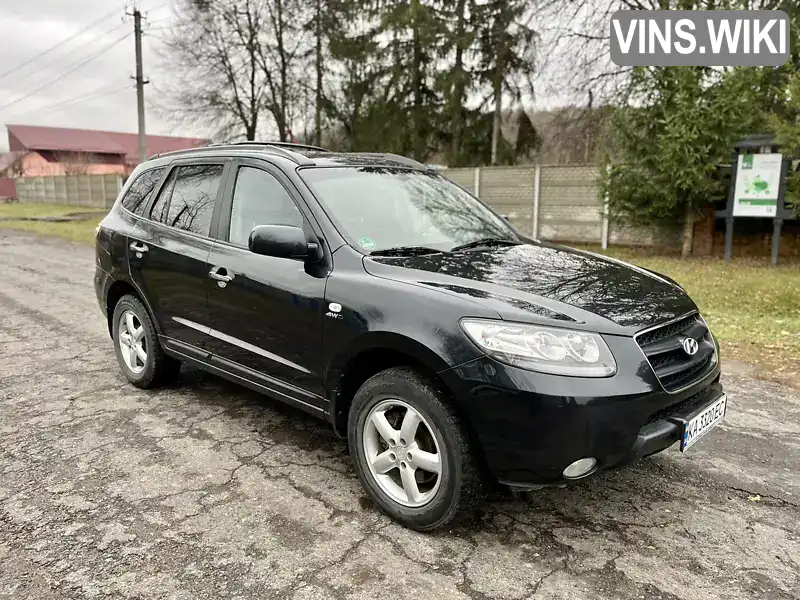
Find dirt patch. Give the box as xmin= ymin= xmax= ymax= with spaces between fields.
xmin=0 ymin=211 xmax=106 ymax=223
xmin=66 ymin=211 xmax=108 ymax=219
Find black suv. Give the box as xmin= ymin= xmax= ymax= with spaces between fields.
xmin=95 ymin=142 xmax=727 ymax=530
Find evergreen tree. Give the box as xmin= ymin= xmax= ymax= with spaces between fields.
xmin=474 ymin=0 xmax=537 ymax=165
xmin=376 ymin=0 xmax=446 ymax=160
xmin=439 ymin=0 xmax=477 ymax=166
xmin=604 ymin=67 xmax=765 ymax=255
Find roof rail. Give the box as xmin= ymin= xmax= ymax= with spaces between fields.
xmin=227 ymin=140 xmax=329 ymax=152
xmin=354 ymin=152 xmax=430 ymax=170
xmin=147 ymin=142 xmax=316 ymax=165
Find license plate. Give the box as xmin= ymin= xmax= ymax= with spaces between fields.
xmin=681 ymin=394 xmax=727 ymax=452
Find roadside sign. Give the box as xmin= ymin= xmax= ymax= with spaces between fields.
xmin=732 ymin=153 xmax=782 ymax=217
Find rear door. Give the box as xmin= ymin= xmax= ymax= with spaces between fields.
xmin=205 ymin=159 xmax=329 ymax=407
xmin=128 ymin=160 xmax=229 ymax=355
xmin=104 ymin=165 xmax=168 ymax=279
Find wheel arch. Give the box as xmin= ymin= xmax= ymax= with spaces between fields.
xmin=105 ymin=278 xmax=162 ymax=338
xmin=326 ymin=332 xmax=461 ymax=437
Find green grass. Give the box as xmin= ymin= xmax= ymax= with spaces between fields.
xmin=573 ymin=245 xmax=800 ymax=383
xmin=0 ymin=202 xmax=104 ymax=245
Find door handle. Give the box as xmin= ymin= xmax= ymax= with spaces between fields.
xmin=209 ymin=267 xmax=234 ymax=283
xmin=129 ymin=241 xmax=148 ymax=254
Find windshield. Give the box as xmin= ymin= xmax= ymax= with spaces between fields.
xmin=299 ymin=167 xmax=518 ymax=253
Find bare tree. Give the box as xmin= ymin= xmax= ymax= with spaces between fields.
xmin=160 ymin=0 xmax=307 ymax=141
xmin=256 ymin=0 xmax=307 ymax=141
xmin=160 ymin=0 xmax=266 ymax=140
xmin=0 ymin=153 xmax=25 ymax=178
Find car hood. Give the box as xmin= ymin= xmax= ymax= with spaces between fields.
xmin=363 ymin=243 xmax=696 ymax=334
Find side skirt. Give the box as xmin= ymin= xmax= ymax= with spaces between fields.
xmin=162 ymin=342 xmax=327 ymax=420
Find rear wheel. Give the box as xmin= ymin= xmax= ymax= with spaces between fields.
xmin=348 ymin=367 xmax=486 ymax=530
xmin=112 ymin=294 xmax=180 ymax=388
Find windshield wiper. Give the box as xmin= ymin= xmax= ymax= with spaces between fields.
xmin=369 ymin=246 xmax=443 ymax=257
xmin=449 ymin=237 xmax=521 ymax=252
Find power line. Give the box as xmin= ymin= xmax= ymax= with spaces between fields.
xmin=140 ymin=2 xmax=171 ymax=14
xmin=11 ymin=21 xmax=127 ymax=89
xmin=0 ymin=31 xmax=133 ymax=112
xmin=39 ymin=84 xmax=131 ymax=114
xmin=8 ymin=82 xmax=131 ymax=118
xmin=145 ymin=15 xmax=172 ymax=26
xmin=0 ymin=1 xmax=128 ymax=82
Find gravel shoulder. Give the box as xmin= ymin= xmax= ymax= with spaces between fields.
xmin=1 ymin=228 xmax=798 ymax=600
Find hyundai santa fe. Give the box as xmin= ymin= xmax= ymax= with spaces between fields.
xmin=94 ymin=141 xmax=727 ymax=530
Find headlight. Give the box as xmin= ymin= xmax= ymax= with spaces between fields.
xmin=460 ymin=319 xmax=616 ymax=377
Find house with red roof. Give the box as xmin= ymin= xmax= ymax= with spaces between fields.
xmin=3 ymin=124 xmax=210 ymax=177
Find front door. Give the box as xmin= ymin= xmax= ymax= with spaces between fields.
xmin=128 ymin=161 xmax=228 ymax=354
xmin=206 ymin=160 xmax=328 ymax=407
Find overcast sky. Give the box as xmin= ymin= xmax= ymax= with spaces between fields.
xmin=0 ymin=0 xmax=208 ymax=151
xmin=0 ymin=0 xmax=583 ymax=153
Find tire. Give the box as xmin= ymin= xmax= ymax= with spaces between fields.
xmin=348 ymin=366 xmax=486 ymax=531
xmin=112 ymin=294 xmax=180 ymax=389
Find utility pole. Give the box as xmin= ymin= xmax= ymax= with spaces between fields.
xmin=127 ymin=6 xmax=148 ymax=163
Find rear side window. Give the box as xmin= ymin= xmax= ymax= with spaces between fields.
xmin=120 ymin=168 xmax=165 ymax=216
xmin=149 ymin=164 xmax=224 ymax=236
xmin=228 ymin=166 xmax=304 ymax=247
xmin=149 ymin=169 xmax=174 ymax=224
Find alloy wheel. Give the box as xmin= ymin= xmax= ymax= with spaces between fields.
xmin=118 ymin=309 xmax=147 ymax=374
xmin=362 ymin=399 xmax=443 ymax=508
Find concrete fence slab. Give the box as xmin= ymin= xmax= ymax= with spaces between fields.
xmin=16 ymin=174 xmax=123 ymax=208
xmin=442 ymin=164 xmax=666 ymax=246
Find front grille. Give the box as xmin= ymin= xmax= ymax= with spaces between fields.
xmin=636 ymin=313 xmax=698 ymax=347
xmin=645 ymin=388 xmax=710 ymax=424
xmin=636 ymin=313 xmax=716 ymax=393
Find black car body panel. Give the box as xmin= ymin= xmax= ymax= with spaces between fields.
xmin=363 ymin=243 xmax=697 ymax=333
xmin=95 ymin=144 xmax=725 ymax=490
xmin=321 ymin=245 xmax=495 ymax=408
xmin=443 ymin=349 xmax=720 ymax=485
xmin=129 ymin=221 xmax=216 ymax=350
xmin=205 ymin=240 xmax=328 ymax=400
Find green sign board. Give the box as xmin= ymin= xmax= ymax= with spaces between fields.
xmin=732 ymin=153 xmax=782 ymax=217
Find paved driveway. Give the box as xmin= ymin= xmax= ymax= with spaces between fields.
xmin=0 ymin=229 xmax=798 ymax=600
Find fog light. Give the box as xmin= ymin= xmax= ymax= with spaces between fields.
xmin=562 ymin=457 xmax=597 ymax=479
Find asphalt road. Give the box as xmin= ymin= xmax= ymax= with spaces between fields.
xmin=1 ymin=228 xmax=798 ymax=600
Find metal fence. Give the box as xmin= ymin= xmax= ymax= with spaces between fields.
xmin=443 ymin=165 xmax=681 ymax=247
xmin=15 ymin=174 xmax=123 ymax=208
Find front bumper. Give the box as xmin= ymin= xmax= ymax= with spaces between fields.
xmin=440 ymin=333 xmax=723 ymax=487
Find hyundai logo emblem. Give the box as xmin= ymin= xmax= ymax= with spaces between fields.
xmin=682 ymin=337 xmax=699 ymax=356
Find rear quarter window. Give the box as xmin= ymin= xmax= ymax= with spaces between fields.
xmin=119 ymin=167 xmax=165 ymax=216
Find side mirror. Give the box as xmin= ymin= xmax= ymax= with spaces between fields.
xmin=501 ymin=214 xmax=511 ymax=222
xmin=248 ymin=225 xmax=320 ymax=261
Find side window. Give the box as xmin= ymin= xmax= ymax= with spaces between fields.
xmin=120 ymin=167 xmax=165 ymax=216
xmin=149 ymin=164 xmax=224 ymax=236
xmin=228 ymin=166 xmax=304 ymax=247
xmin=149 ymin=169 xmax=175 ymax=224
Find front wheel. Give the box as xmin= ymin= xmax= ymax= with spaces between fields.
xmin=348 ymin=367 xmax=486 ymax=530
